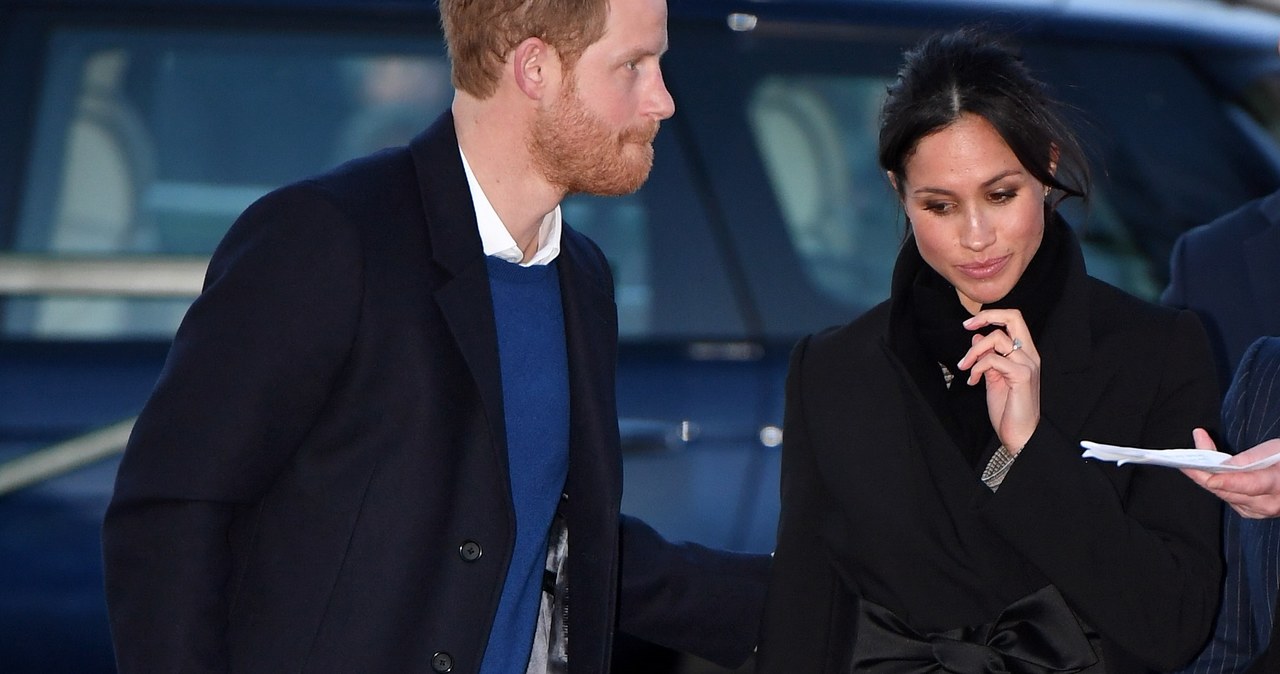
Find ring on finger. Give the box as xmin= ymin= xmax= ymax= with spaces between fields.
xmin=1010 ymin=337 xmax=1023 ymax=352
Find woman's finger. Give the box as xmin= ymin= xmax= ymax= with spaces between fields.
xmin=958 ymin=329 xmax=1032 ymax=371
xmin=964 ymin=309 xmax=1038 ymax=359
xmin=964 ymin=344 xmax=1036 ymax=386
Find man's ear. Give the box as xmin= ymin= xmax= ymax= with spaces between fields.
xmin=512 ymin=37 xmax=557 ymax=100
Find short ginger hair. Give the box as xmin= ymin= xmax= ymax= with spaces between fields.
xmin=439 ymin=0 xmax=610 ymax=99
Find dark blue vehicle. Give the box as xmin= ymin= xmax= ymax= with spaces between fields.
xmin=4 ymin=0 xmax=1280 ymax=671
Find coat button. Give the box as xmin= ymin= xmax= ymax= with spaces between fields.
xmin=459 ymin=540 xmax=482 ymax=562
xmin=431 ymin=651 xmax=453 ymax=672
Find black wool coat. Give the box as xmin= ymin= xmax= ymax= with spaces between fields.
xmin=103 ymin=112 xmax=768 ymax=674
xmin=758 ymin=230 xmax=1222 ymax=673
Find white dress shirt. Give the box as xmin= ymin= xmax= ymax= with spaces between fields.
xmin=460 ymin=148 xmax=561 ymax=266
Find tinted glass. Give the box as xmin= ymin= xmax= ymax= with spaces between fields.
xmin=746 ymin=74 xmax=899 ymax=312
xmin=1241 ymin=70 xmax=1280 ymax=143
xmin=10 ymin=16 xmax=1280 ymax=344
xmin=8 ymin=23 xmax=745 ymax=341
xmin=670 ymin=23 xmax=1280 ymax=339
xmin=9 ymin=27 xmax=451 ymax=338
xmin=1028 ymin=43 xmax=1276 ymax=295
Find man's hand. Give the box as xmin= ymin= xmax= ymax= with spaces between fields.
xmin=1181 ymin=428 xmax=1280 ymax=519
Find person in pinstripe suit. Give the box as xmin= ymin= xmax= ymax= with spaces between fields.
xmin=1179 ymin=336 xmax=1280 ymax=673
xmin=1162 ymin=190 xmax=1280 ymax=392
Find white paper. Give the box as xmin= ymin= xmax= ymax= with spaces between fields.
xmin=1080 ymin=440 xmax=1280 ymax=473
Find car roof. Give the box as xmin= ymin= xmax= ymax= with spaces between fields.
xmin=675 ymin=0 xmax=1280 ymax=49
xmin=4 ymin=0 xmax=1280 ymax=49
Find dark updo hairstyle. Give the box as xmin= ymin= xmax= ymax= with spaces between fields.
xmin=878 ymin=27 xmax=1089 ymax=209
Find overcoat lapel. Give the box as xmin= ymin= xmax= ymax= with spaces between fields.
xmin=557 ymin=228 xmax=622 ymax=669
xmin=882 ymin=341 xmax=1002 ymax=583
xmin=558 ymin=228 xmax=621 ymax=502
xmin=409 ymin=112 xmax=511 ymax=500
xmin=1034 ymin=248 xmax=1117 ymax=446
xmin=858 ymin=338 xmax=1029 ymax=615
xmin=880 ymin=340 xmax=978 ymax=516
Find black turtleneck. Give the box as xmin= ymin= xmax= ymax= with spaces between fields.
xmin=888 ymin=211 xmax=1071 ymax=467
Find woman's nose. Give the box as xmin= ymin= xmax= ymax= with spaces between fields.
xmin=959 ymin=210 xmax=996 ymax=251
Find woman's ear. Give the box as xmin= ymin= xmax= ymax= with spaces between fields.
xmin=886 ymin=171 xmax=901 ymax=195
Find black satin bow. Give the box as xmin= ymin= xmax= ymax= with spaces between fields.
xmin=848 ymin=585 xmax=1097 ymax=673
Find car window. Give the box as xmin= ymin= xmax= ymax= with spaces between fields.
xmin=8 ymin=27 xmax=453 ymax=339
xmin=676 ymin=26 xmax=1279 ymax=339
xmin=5 ymin=23 xmax=745 ymax=342
xmin=1241 ymin=70 xmax=1280 ymax=144
xmin=1026 ymin=42 xmax=1276 ymax=297
xmin=746 ymin=74 xmax=899 ymax=312
xmin=10 ymin=18 xmax=1278 ymax=344
xmin=567 ymin=134 xmax=749 ymax=341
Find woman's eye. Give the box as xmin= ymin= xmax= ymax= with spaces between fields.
xmin=989 ymin=190 xmax=1016 ymax=203
xmin=923 ymin=201 xmax=952 ymax=214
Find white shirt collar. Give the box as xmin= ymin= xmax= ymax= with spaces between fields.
xmin=459 ymin=147 xmax=561 ymax=266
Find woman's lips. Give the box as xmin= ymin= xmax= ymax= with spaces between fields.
xmin=957 ymin=255 xmax=1010 ymax=280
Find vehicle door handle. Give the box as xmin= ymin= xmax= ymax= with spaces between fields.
xmin=619 ymin=418 xmax=699 ymax=454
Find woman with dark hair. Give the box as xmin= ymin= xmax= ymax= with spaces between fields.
xmin=757 ymin=29 xmax=1222 ymax=673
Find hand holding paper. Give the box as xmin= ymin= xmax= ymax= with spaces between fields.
xmin=1080 ymin=440 xmax=1280 ymax=473
xmin=1083 ymin=430 xmax=1280 ymax=519
xmin=1183 ymin=431 xmax=1280 ymax=519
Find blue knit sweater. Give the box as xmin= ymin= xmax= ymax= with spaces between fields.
xmin=479 ymin=256 xmax=570 ymax=673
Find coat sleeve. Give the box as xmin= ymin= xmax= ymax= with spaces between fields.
xmin=1222 ymin=336 xmax=1280 ymax=672
xmin=980 ymin=309 xmax=1223 ymax=671
xmin=756 ymin=336 xmax=852 ymax=673
xmin=1161 ymin=230 xmax=1193 ymax=309
xmin=616 ymin=515 xmax=771 ymax=668
xmin=1174 ymin=508 xmax=1256 ymax=674
xmin=1177 ymin=336 xmax=1277 ymax=673
xmin=101 ymin=183 xmax=362 ymax=673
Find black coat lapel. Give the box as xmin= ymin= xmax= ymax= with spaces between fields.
xmin=556 ymin=226 xmax=621 ymax=669
xmin=558 ymin=226 xmax=620 ymax=493
xmin=1035 ymin=244 xmax=1116 ymax=445
xmin=409 ymin=111 xmax=510 ymax=488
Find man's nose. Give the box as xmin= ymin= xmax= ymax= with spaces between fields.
xmin=648 ymin=68 xmax=675 ymax=120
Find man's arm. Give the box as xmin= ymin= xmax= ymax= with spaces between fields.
xmin=102 ymin=183 xmax=363 ymax=672
xmin=616 ymin=515 xmax=770 ymax=669
xmin=1172 ymin=508 xmax=1259 ymax=673
xmin=1182 ymin=337 xmax=1280 ymax=519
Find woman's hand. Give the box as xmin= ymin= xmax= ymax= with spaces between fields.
xmin=956 ymin=308 xmax=1041 ymax=453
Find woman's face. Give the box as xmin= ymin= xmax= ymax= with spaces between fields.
xmin=897 ymin=113 xmax=1047 ymax=315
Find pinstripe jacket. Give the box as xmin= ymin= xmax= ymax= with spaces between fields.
xmin=1180 ymin=336 xmax=1280 ymax=674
